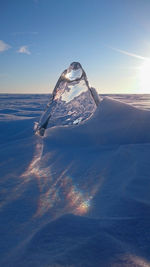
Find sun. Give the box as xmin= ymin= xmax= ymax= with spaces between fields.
xmin=139 ymin=60 xmax=150 ymax=94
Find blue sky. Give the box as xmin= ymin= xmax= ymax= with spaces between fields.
xmin=1 ymin=0 xmax=150 ymax=94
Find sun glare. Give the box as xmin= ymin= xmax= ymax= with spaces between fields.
xmin=139 ymin=60 xmax=150 ymax=93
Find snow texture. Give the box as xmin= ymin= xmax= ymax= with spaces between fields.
xmin=0 ymin=94 xmax=150 ymax=267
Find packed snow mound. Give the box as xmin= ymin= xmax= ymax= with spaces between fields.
xmin=45 ymin=97 xmax=150 ymax=146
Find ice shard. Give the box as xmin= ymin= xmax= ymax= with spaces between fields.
xmin=34 ymin=62 xmax=101 ymax=136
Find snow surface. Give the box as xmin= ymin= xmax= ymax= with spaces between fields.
xmin=0 ymin=94 xmax=150 ymax=267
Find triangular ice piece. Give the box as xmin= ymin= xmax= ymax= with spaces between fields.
xmin=35 ymin=62 xmax=100 ymax=136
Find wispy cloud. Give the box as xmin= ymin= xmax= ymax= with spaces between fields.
xmin=17 ymin=45 xmax=31 ymax=55
xmin=108 ymin=46 xmax=150 ymax=61
xmin=11 ymin=31 xmax=38 ymax=36
xmin=0 ymin=40 xmax=11 ymax=52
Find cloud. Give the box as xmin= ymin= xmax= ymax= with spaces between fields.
xmin=17 ymin=46 xmax=31 ymax=55
xmin=0 ymin=40 xmax=11 ymax=52
xmin=108 ymin=46 xmax=150 ymax=61
xmin=11 ymin=31 xmax=38 ymax=36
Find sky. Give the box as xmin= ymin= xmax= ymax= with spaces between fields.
xmin=1 ymin=0 xmax=150 ymax=94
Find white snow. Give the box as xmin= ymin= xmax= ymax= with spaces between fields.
xmin=0 ymin=94 xmax=150 ymax=267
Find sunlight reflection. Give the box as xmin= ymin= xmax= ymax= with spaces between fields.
xmin=20 ymin=141 xmax=103 ymax=219
xmin=0 ymin=139 xmax=44 ymax=210
xmin=65 ymin=182 xmax=92 ymax=215
xmin=76 ymin=199 xmax=91 ymax=215
xmin=139 ymin=59 xmax=150 ymax=93
xmin=33 ymin=171 xmax=103 ymax=218
xmin=131 ymin=255 xmax=150 ymax=267
xmin=22 ymin=140 xmax=44 ymax=178
xmin=112 ymin=254 xmax=150 ymax=267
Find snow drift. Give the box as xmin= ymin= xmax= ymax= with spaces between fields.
xmin=45 ymin=97 xmax=150 ymax=146
xmin=0 ymin=95 xmax=150 ymax=267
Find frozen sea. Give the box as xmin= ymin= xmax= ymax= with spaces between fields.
xmin=0 ymin=93 xmax=150 ymax=267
